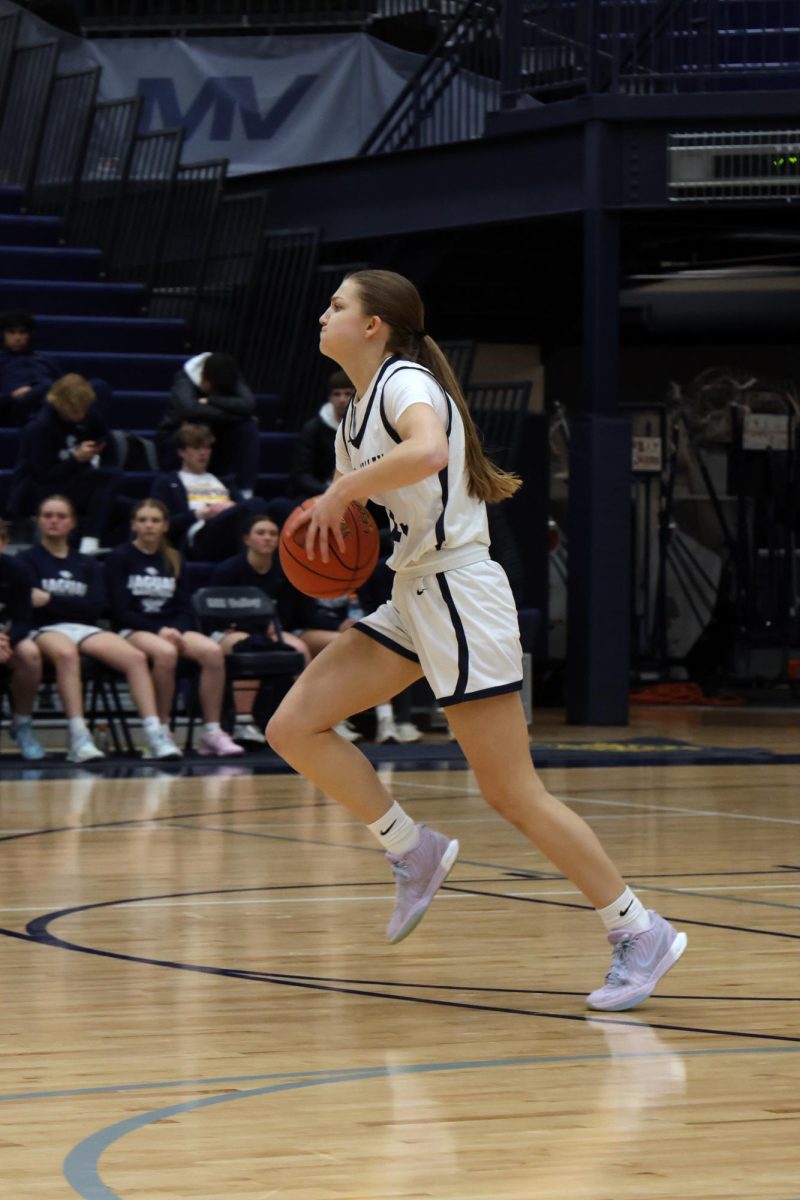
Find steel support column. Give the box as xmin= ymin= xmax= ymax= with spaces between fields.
xmin=567 ymin=120 xmax=631 ymax=724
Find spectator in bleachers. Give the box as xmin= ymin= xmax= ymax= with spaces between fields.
xmin=9 ymin=374 xmax=123 ymax=554
xmin=0 ymin=310 xmax=112 ymax=427
xmin=17 ymin=494 xmax=181 ymax=763
xmin=104 ymin=499 xmax=243 ymax=758
xmin=152 ymin=423 xmax=267 ymax=561
xmin=157 ymin=352 xmax=259 ymax=494
xmin=0 ymin=310 xmax=64 ymax=427
xmin=0 ymin=517 xmax=46 ymax=760
xmin=290 ymin=370 xmax=354 ymax=499
xmin=211 ymin=513 xmax=310 ymax=744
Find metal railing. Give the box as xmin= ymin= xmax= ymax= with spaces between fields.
xmin=362 ymin=0 xmax=800 ymax=155
xmin=361 ymin=0 xmax=501 ymax=153
xmin=0 ymin=40 xmax=59 ymax=187
xmin=73 ymin=0 xmax=457 ymax=33
xmin=107 ymin=129 xmax=185 ymax=283
xmin=238 ymin=227 xmax=321 ymax=398
xmin=29 ymin=68 xmax=101 ymax=216
xmin=66 ymin=96 xmax=142 ymax=252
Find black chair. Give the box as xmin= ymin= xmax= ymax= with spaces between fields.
xmin=186 ymin=586 xmax=305 ymax=747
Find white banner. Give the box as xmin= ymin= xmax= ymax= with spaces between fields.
xmin=72 ymin=33 xmax=428 ymax=176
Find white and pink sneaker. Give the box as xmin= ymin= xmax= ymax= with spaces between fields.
xmin=587 ymin=911 xmax=688 ymax=1011
xmin=196 ymin=728 xmax=245 ymax=757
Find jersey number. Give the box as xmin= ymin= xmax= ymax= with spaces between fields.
xmin=386 ymin=509 xmax=409 ymax=544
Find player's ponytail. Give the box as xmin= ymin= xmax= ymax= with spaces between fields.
xmin=347 ymin=270 xmax=521 ymax=504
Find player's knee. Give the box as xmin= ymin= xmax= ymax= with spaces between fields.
xmin=265 ymin=708 xmax=290 ymax=756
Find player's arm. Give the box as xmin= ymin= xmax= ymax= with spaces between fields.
xmin=293 ymin=405 xmax=448 ymax=560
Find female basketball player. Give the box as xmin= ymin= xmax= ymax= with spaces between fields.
xmin=266 ymin=270 xmax=687 ymax=1012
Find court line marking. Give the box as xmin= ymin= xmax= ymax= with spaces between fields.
xmin=3 ymin=880 xmax=799 ymax=915
xmin=0 ymin=1042 xmax=782 ymax=1103
xmin=1 ymin=1041 xmax=800 ymax=1104
xmin=62 ymin=1049 xmax=800 ymax=1200
xmin=396 ymin=777 xmax=800 ymax=825
xmin=14 ymin=897 xmax=800 ymax=1042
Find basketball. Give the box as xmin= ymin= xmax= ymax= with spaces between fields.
xmin=279 ymin=500 xmax=380 ymax=599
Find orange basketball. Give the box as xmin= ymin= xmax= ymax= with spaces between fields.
xmin=279 ymin=500 xmax=380 ymax=599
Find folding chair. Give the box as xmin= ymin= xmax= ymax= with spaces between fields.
xmin=186 ymin=586 xmax=305 ymax=747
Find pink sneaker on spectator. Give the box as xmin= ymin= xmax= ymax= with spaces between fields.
xmin=196 ymin=728 xmax=245 ymax=757
xmin=386 ymin=825 xmax=459 ymax=943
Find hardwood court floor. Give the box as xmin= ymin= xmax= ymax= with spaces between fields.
xmin=0 ymin=710 xmax=798 ymax=1199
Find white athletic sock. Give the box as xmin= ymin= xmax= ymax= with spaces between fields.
xmin=79 ymin=536 xmax=100 ymax=554
xmin=11 ymin=713 xmax=31 ymax=732
xmin=368 ymin=802 xmax=420 ymax=856
xmin=597 ymin=887 xmax=651 ymax=935
xmin=375 ymin=703 xmax=393 ymax=721
xmin=143 ymin=716 xmax=162 ymax=737
xmin=204 ymin=722 xmax=221 ymax=736
xmin=68 ymin=717 xmax=89 ymax=741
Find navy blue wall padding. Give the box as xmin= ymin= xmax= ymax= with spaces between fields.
xmin=0 ymin=215 xmax=62 ymax=246
xmin=566 ymin=414 xmax=632 ymax=725
xmin=53 ymin=352 xmax=185 ymax=390
xmin=0 ymin=247 xmax=102 ymax=281
xmin=0 ymin=470 xmax=10 ymax=506
xmin=35 ymin=315 xmax=188 ymax=354
xmin=0 ymin=187 xmax=23 ymax=215
xmin=258 ymin=432 xmax=297 ymax=470
xmin=0 ymin=280 xmax=145 ymax=316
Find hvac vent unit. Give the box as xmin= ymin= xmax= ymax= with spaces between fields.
xmin=668 ymin=131 xmax=800 ymax=202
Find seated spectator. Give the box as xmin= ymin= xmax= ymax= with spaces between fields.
xmin=9 ymin=374 xmax=123 ymax=553
xmin=157 ymin=352 xmax=259 ymax=494
xmin=291 ymin=370 xmax=354 ymax=499
xmin=17 ymin=495 xmax=181 ymax=762
xmin=0 ymin=310 xmax=111 ymax=427
xmin=211 ymin=513 xmax=311 ymax=744
xmin=0 ymin=517 xmax=46 ymax=759
xmin=152 ymin=423 xmax=266 ymax=561
xmin=104 ymin=499 xmax=243 ymax=757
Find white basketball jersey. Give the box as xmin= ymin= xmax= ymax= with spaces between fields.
xmin=335 ymin=356 xmax=490 ymax=573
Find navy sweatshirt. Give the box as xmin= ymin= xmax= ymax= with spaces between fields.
xmin=0 ymin=555 xmax=33 ymax=645
xmin=105 ymin=542 xmax=195 ymax=633
xmin=18 ymin=402 xmax=113 ymax=488
xmin=210 ymin=553 xmax=303 ymax=632
xmin=17 ymin=544 xmax=105 ymax=627
xmin=0 ymin=348 xmax=63 ymax=408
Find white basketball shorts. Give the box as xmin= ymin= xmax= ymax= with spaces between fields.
xmin=356 ymin=557 xmax=523 ymax=706
xmin=31 ymin=623 xmax=105 ymax=646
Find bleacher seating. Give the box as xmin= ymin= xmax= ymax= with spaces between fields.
xmin=0 ymin=190 xmax=298 ymax=520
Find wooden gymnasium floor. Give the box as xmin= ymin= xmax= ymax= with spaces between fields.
xmin=1 ymin=706 xmax=798 ymax=1199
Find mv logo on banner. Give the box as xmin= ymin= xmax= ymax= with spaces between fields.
xmin=136 ymin=75 xmax=318 ymax=140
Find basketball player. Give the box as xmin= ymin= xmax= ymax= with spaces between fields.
xmin=267 ymin=270 xmax=687 ymax=1012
